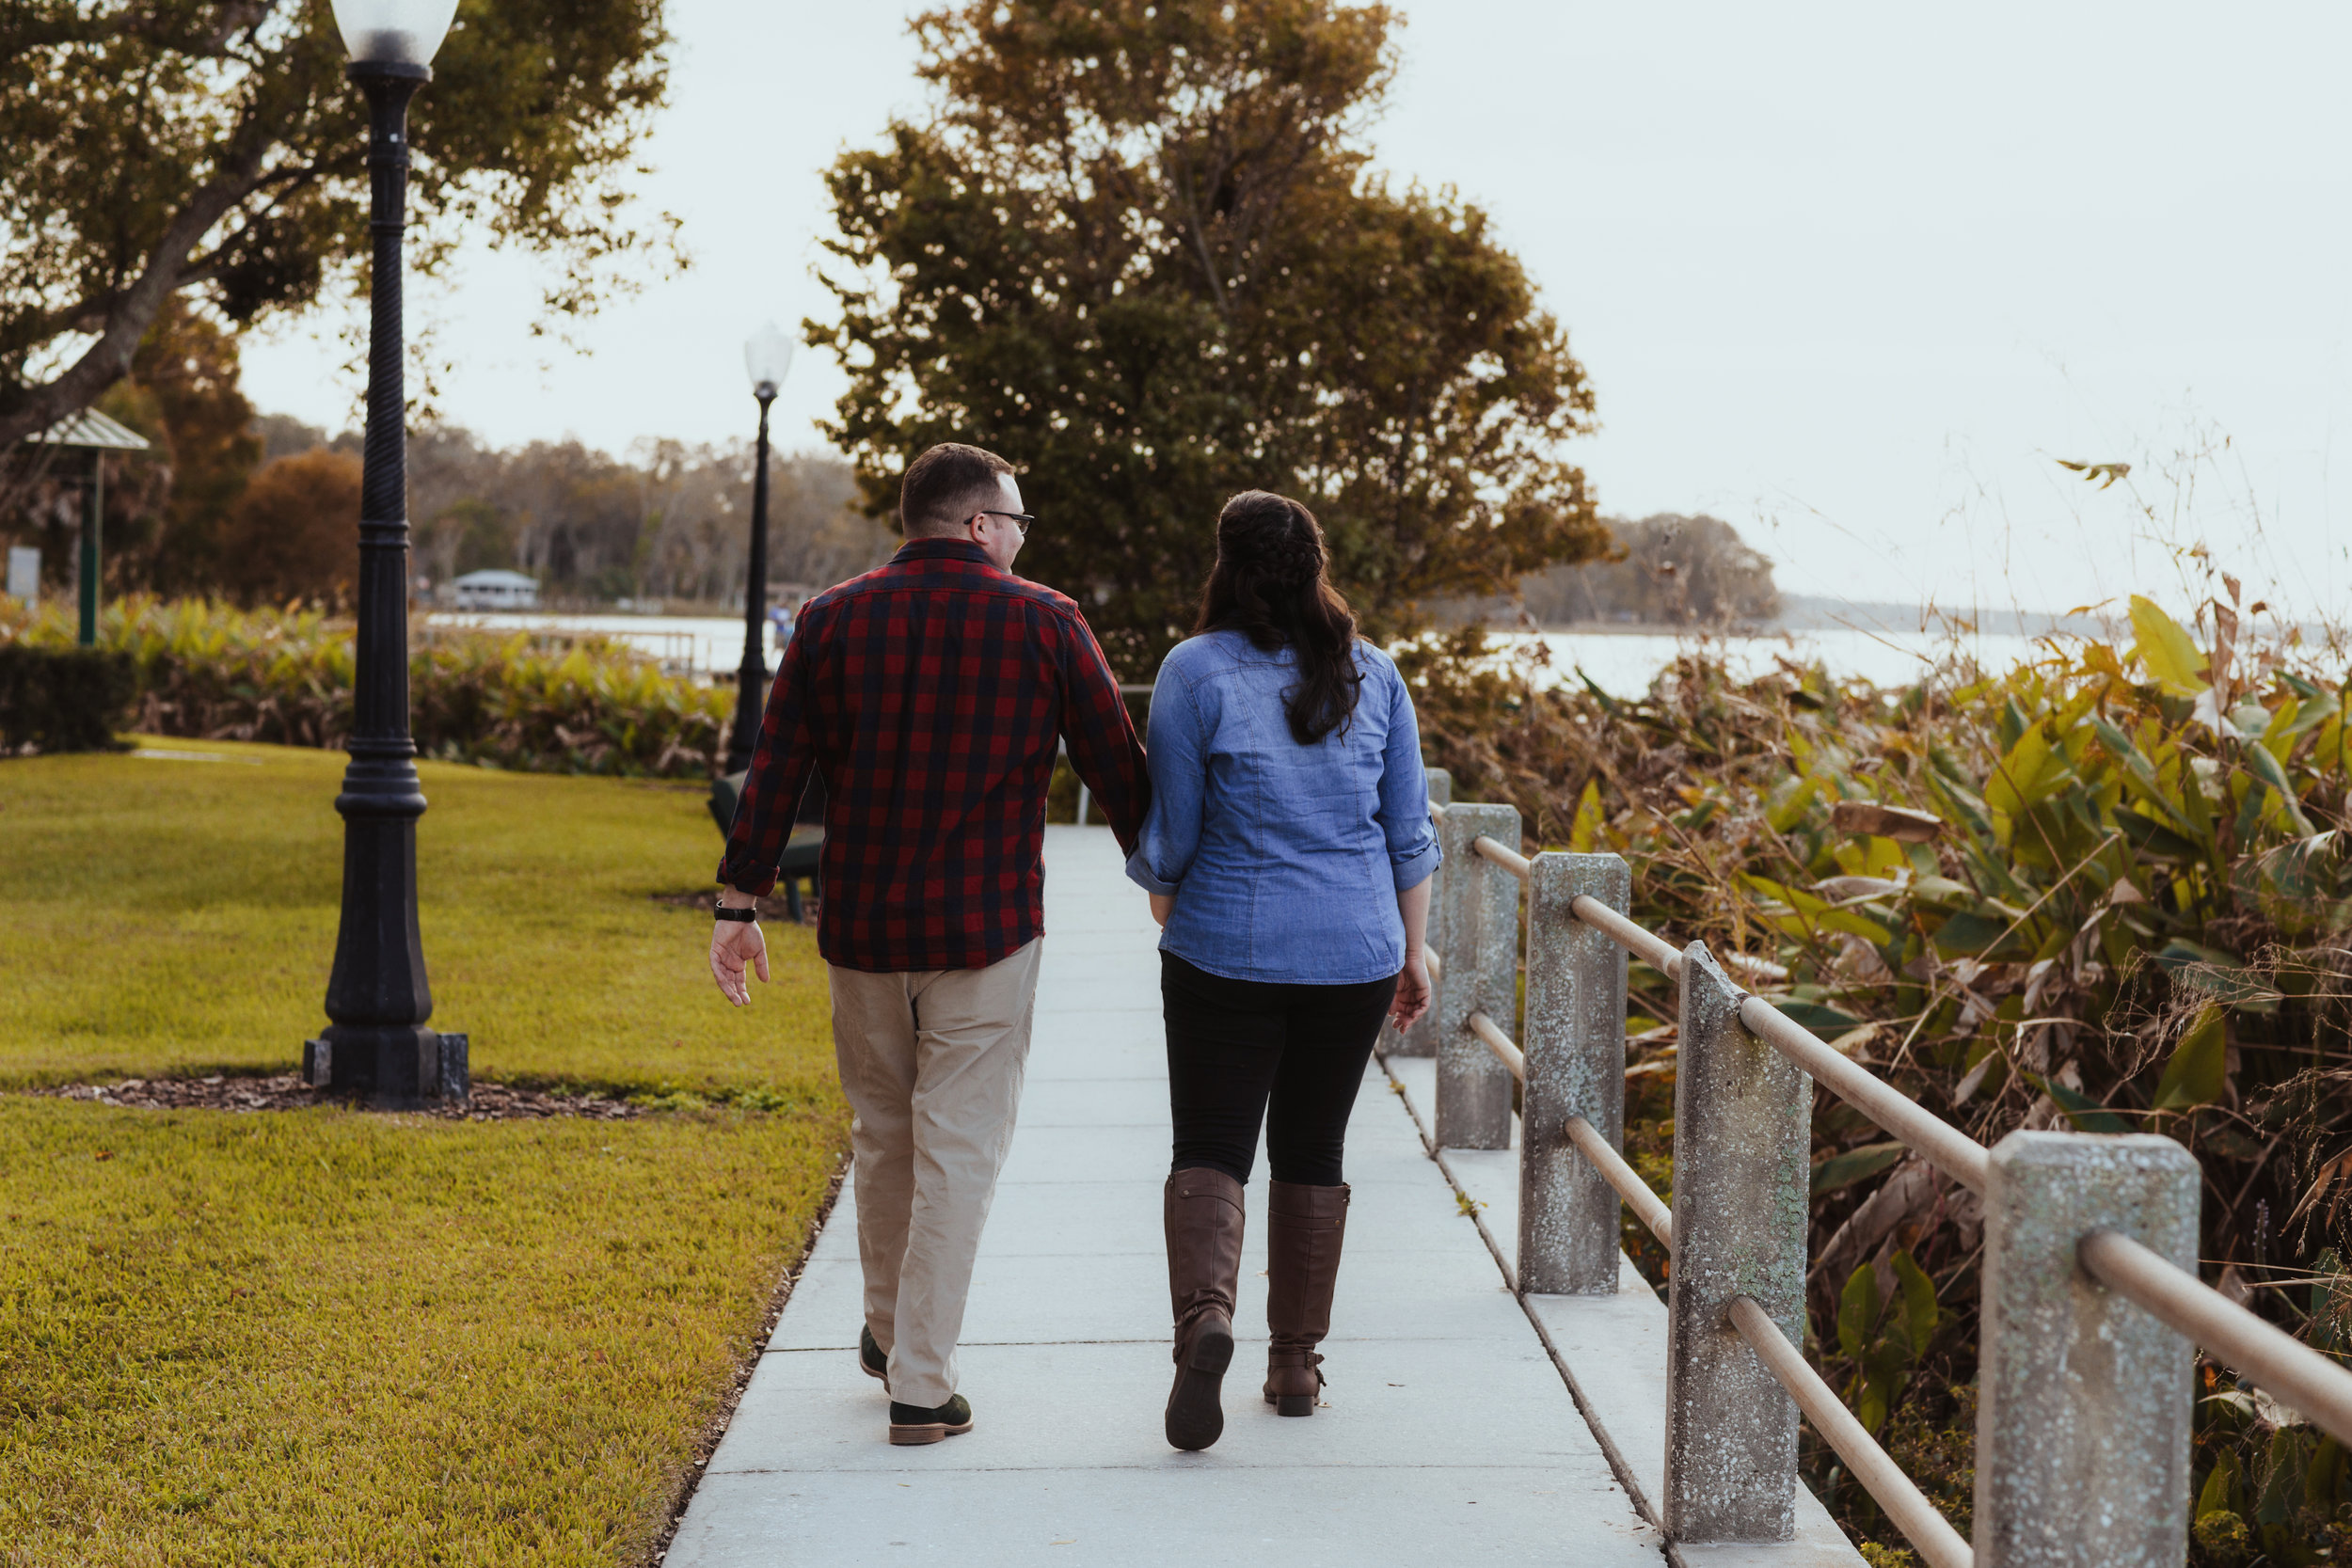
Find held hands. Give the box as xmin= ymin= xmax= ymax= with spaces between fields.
xmin=1390 ymin=952 xmax=1432 ymax=1030
xmin=709 ymin=916 xmax=770 ymax=1006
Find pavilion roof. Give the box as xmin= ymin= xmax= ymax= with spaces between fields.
xmin=29 ymin=408 xmax=152 ymax=452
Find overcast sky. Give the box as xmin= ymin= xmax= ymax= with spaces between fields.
xmin=242 ymin=1 xmax=2352 ymax=621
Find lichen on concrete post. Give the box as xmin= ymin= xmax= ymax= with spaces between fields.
xmin=1386 ymin=767 xmax=1453 ymax=1059
xmin=1518 ymin=851 xmax=1629 ymax=1295
xmin=1663 ymin=942 xmax=1809 ymax=1543
xmin=1435 ymin=801 xmax=1518 ymax=1150
xmin=1975 ymin=1131 xmax=2198 ymax=1568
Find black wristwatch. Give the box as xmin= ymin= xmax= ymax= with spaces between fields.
xmin=714 ymin=904 xmax=758 ymax=923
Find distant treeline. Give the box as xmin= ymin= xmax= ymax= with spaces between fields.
xmin=1443 ymin=515 xmax=2113 ymax=635
xmin=1438 ymin=513 xmax=1783 ymax=629
xmin=252 ymin=415 xmax=897 ymax=608
xmin=0 ymin=300 xmax=896 ymax=610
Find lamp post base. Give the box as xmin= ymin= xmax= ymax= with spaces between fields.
xmin=304 ymin=1026 xmax=469 ymax=1109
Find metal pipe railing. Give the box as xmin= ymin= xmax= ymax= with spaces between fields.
xmin=2080 ymin=1228 xmax=2352 ymax=1448
xmin=1568 ymin=892 xmax=1684 ymax=975
xmin=1414 ymin=785 xmax=2352 ymax=1556
xmin=1565 ymin=1114 xmax=1671 ymax=1243
xmin=1738 ymin=996 xmax=1992 ymax=1196
xmin=1727 ymin=1296 xmax=1975 ymax=1568
xmin=1471 ymin=833 xmax=1532 ymax=881
xmin=1568 ymin=1104 xmax=1968 ymax=1566
xmin=1467 ymin=1009 xmax=1524 ymax=1082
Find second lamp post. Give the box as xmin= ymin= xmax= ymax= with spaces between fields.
xmin=726 ymin=323 xmax=794 ymax=775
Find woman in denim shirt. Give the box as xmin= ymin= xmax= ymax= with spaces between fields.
xmin=1126 ymin=490 xmax=1440 ymax=1451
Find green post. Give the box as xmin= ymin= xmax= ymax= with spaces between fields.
xmin=78 ymin=451 xmax=103 ymax=646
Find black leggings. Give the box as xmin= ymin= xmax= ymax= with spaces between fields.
xmin=1162 ymin=952 xmax=1399 ymax=1187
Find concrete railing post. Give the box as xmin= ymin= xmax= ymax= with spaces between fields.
xmin=1518 ymin=851 xmax=1630 ymax=1295
xmin=1663 ymin=943 xmax=1810 ymax=1543
xmin=1386 ymin=768 xmax=1452 ymax=1059
xmin=1435 ymin=800 xmax=1518 ymax=1149
xmin=1976 ymin=1131 xmax=2198 ymax=1568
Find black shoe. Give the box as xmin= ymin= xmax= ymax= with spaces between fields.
xmin=888 ymin=1394 xmax=974 ymax=1447
xmin=859 ymin=1324 xmax=889 ymax=1388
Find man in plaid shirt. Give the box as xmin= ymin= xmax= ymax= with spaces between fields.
xmin=708 ymin=442 xmax=1148 ymax=1446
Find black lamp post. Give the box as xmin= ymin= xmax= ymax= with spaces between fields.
xmin=725 ymin=323 xmax=795 ymax=776
xmin=303 ymin=0 xmax=466 ymax=1109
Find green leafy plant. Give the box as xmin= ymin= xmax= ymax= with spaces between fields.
xmin=1835 ymin=1252 xmax=1939 ymax=1436
xmin=1406 ymin=581 xmax=2352 ymax=1557
xmin=0 ymin=595 xmax=730 ymax=777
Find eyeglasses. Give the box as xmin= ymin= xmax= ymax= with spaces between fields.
xmin=973 ymin=510 xmax=1037 ymax=537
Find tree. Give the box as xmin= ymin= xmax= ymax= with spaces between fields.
xmin=817 ymin=0 xmax=1609 ymax=675
xmin=124 ymin=299 xmax=264 ymax=593
xmin=0 ymin=0 xmax=678 ymax=450
xmin=393 ymin=425 xmax=896 ymax=605
xmin=215 ymin=445 xmax=362 ymax=606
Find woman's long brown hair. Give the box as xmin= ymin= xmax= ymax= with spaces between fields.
xmin=1193 ymin=491 xmax=1361 ymax=745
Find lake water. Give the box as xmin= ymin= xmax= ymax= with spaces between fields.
xmin=426 ymin=611 xmax=2065 ymax=695
xmin=1513 ymin=626 xmax=2062 ymax=695
xmin=423 ymin=611 xmax=778 ymax=677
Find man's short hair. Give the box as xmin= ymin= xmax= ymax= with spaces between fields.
xmin=900 ymin=443 xmax=1015 ymax=537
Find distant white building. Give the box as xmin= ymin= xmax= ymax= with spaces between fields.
xmin=6 ymin=546 xmax=38 ymax=605
xmin=450 ymin=569 xmax=540 ymax=610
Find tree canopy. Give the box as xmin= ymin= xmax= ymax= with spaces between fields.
xmin=0 ymin=0 xmax=677 ymax=451
xmin=816 ymin=0 xmax=1609 ymax=675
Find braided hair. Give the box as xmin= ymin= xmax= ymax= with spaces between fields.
xmin=1194 ymin=491 xmax=1362 ymax=746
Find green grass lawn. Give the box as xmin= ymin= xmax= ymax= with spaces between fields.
xmin=0 ymin=736 xmax=830 ymax=1093
xmin=0 ymin=738 xmax=850 ymax=1565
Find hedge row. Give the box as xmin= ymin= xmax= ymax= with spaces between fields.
xmin=0 ymin=597 xmax=731 ymax=776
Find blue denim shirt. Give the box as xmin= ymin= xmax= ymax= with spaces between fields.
xmin=1123 ymin=630 xmax=1442 ymax=984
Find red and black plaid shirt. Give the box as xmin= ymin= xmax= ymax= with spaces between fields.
xmin=718 ymin=538 xmax=1149 ymax=973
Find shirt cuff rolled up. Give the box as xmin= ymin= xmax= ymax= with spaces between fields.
xmin=715 ymin=858 xmax=779 ymax=898
xmin=1391 ymin=840 xmax=1442 ymax=892
xmin=1123 ymin=849 xmax=1182 ymax=896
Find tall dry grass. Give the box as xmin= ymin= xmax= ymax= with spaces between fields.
xmin=1405 ymin=585 xmax=2352 ymax=1562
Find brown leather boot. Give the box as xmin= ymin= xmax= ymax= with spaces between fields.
xmin=1263 ymin=1180 xmax=1350 ymax=1417
xmin=1163 ymin=1167 xmax=1246 ymax=1451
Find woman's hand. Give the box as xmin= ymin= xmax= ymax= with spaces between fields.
xmin=1390 ymin=950 xmax=1431 ymax=1029
xmin=1149 ymin=893 xmax=1175 ymax=928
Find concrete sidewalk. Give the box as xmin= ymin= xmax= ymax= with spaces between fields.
xmin=662 ymin=827 xmax=1661 ymax=1567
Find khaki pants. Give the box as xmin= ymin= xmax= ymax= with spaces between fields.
xmin=827 ymin=938 xmax=1042 ymax=1408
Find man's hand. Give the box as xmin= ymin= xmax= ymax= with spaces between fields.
xmin=1148 ymin=892 xmax=1174 ymax=928
xmin=710 ymin=913 xmax=770 ymax=1006
xmin=1390 ymin=951 xmax=1431 ymax=1030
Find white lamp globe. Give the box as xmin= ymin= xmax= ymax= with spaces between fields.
xmin=331 ymin=0 xmax=460 ymax=67
xmin=744 ymin=322 xmax=795 ymax=399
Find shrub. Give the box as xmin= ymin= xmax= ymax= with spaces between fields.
xmin=0 ymin=596 xmax=730 ymax=778
xmin=215 ymin=448 xmax=363 ymax=607
xmin=0 ymin=644 xmax=135 ymax=753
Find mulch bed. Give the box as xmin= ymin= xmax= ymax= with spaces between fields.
xmin=32 ymin=1074 xmax=646 ymax=1120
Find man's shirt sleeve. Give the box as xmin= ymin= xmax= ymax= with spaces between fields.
xmin=716 ymin=614 xmax=818 ymax=896
xmin=1056 ymin=609 xmax=1151 ymax=856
